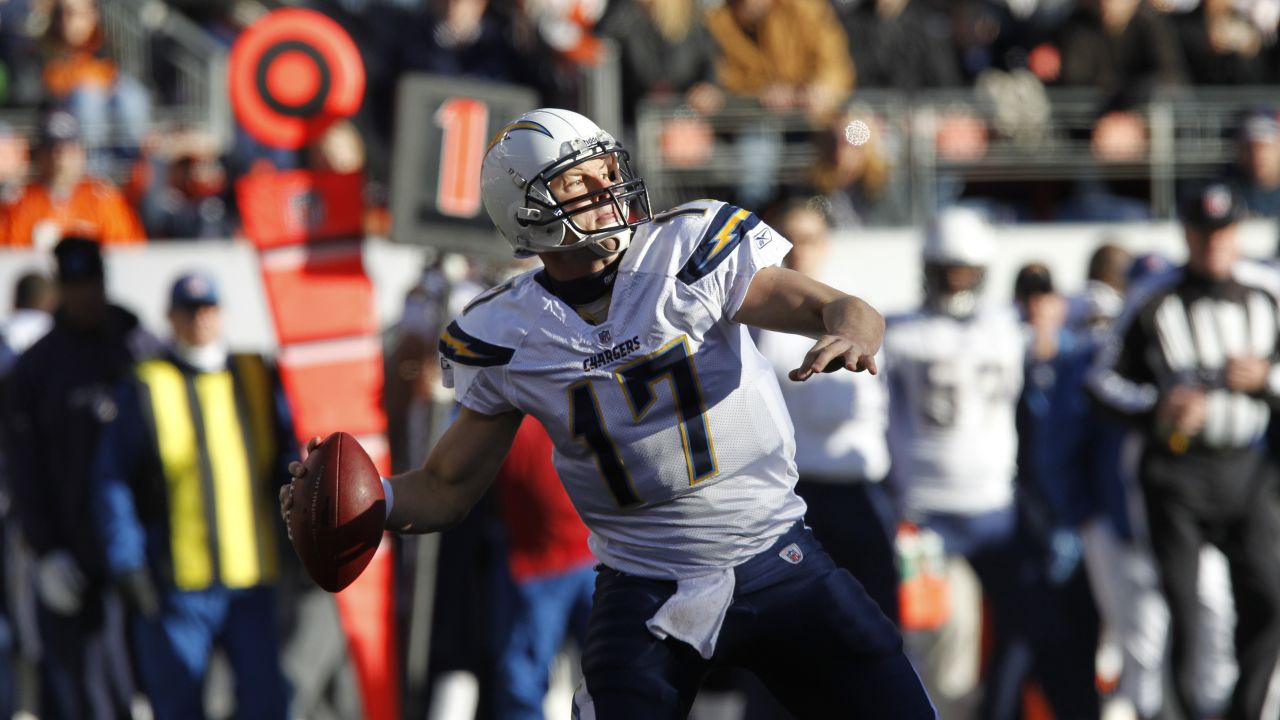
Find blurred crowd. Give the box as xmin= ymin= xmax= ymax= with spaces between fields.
xmin=0 ymin=0 xmax=1273 ymax=246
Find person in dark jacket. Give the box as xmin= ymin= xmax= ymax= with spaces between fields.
xmin=1 ymin=236 xmax=161 ymax=720
xmin=1089 ymin=184 xmax=1280 ymax=720
xmin=93 ymin=271 xmax=295 ymax=720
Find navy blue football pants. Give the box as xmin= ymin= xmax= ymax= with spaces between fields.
xmin=580 ymin=522 xmax=937 ymax=719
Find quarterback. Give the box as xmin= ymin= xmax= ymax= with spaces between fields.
xmin=281 ymin=108 xmax=934 ymax=717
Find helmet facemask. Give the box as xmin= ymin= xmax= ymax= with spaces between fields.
xmin=924 ymin=262 xmax=986 ymax=318
xmin=516 ymin=143 xmax=652 ymax=257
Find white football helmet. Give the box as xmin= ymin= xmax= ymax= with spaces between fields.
xmin=481 ymin=108 xmax=651 ymax=258
xmin=922 ymin=206 xmax=996 ymax=317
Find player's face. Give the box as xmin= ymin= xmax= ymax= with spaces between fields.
xmin=942 ymin=265 xmax=983 ymax=294
xmin=548 ymin=156 xmax=624 ymax=235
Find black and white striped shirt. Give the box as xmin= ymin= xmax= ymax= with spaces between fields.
xmin=1088 ymin=262 xmax=1280 ymax=452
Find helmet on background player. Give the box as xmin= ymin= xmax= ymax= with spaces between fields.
xmin=481 ymin=108 xmax=652 ymax=258
xmin=921 ymin=206 xmax=996 ymax=318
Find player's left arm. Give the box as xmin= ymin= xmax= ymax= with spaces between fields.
xmin=733 ymin=266 xmax=883 ymax=381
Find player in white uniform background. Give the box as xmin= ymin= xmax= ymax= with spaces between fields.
xmin=280 ymin=108 xmax=935 ymax=717
xmin=882 ymin=207 xmax=1046 ymax=720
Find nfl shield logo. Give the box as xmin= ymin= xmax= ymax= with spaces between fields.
xmin=597 ymin=329 xmax=613 ymax=345
xmin=779 ymin=543 xmax=804 ymax=565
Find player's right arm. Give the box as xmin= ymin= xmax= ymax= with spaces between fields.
xmin=280 ymin=406 xmax=524 ymax=536
xmin=385 ymin=406 xmax=524 ymax=533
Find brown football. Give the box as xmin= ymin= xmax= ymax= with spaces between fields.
xmin=288 ymin=431 xmax=384 ymax=592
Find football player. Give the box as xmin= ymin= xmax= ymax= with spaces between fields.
xmin=282 ymin=108 xmax=935 ymax=717
xmin=882 ymin=207 xmax=1040 ymax=719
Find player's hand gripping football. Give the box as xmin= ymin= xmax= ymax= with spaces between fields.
xmin=279 ymin=435 xmax=323 ymax=539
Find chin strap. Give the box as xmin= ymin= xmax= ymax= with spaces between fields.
xmin=587 ymin=230 xmax=630 ymax=257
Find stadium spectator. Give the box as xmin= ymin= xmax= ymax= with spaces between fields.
xmin=1175 ymin=0 xmax=1270 ymax=86
xmin=393 ymin=0 xmax=566 ymax=104
xmin=705 ymin=0 xmax=854 ymax=208
xmin=39 ymin=0 xmax=151 ymax=176
xmin=753 ymin=198 xmax=899 ymax=624
xmin=594 ymin=0 xmax=722 ymax=132
xmin=1228 ymin=108 xmax=1280 ymax=218
xmin=135 ymin=128 xmax=234 ymax=241
xmin=837 ymin=0 xmax=961 ymax=92
xmin=0 ymin=0 xmax=45 ymax=108
xmin=2 ymin=237 xmax=161 ymax=720
xmin=1052 ymin=0 xmax=1186 ymax=105
xmin=491 ymin=416 xmax=594 ymax=719
xmin=92 ymin=271 xmax=293 ymax=720
xmin=0 ymin=110 xmax=145 ymax=248
xmin=806 ymin=110 xmax=909 ymax=228
xmin=1088 ymin=183 xmax=1280 ymax=720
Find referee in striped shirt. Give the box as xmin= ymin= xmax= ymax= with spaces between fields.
xmin=1089 ymin=183 xmax=1280 ymax=720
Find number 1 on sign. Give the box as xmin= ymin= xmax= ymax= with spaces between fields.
xmin=435 ymin=98 xmax=487 ymax=218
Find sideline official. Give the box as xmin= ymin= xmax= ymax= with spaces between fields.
xmin=1088 ymin=183 xmax=1280 ymax=720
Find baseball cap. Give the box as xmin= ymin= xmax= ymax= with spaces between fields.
xmin=169 ymin=272 xmax=220 ymax=309
xmin=35 ymin=110 xmax=82 ymax=148
xmin=1181 ymin=183 xmax=1244 ymax=231
xmin=53 ymin=236 xmax=104 ymax=283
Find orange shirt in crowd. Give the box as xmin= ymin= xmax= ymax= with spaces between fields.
xmin=42 ymin=50 xmax=117 ymax=98
xmin=0 ymin=179 xmax=145 ymax=247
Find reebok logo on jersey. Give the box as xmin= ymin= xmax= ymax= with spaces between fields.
xmin=582 ymin=336 xmax=643 ymax=371
xmin=755 ymin=228 xmax=773 ymax=249
xmin=779 ymin=543 xmax=804 ymax=564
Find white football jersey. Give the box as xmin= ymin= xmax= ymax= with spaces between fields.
xmin=883 ymin=306 xmax=1025 ymax=515
xmin=440 ymin=200 xmax=806 ymax=579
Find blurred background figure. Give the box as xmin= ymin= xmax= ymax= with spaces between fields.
xmin=705 ymin=0 xmax=853 ymax=208
xmin=1173 ymin=0 xmax=1270 ymax=86
xmin=0 ymin=270 xmax=56 ymax=720
xmin=0 ymin=272 xmax=56 ymax=375
xmin=753 ymin=197 xmax=899 ymax=624
xmin=1067 ymin=241 xmax=1130 ymax=332
xmin=882 ymin=207 xmax=1036 ymax=720
xmin=836 ymin=0 xmax=960 ymax=92
xmin=92 ymin=271 xmax=293 ymax=720
xmin=136 ymin=127 xmax=233 ymax=241
xmin=39 ymin=0 xmax=152 ymax=176
xmin=1227 ymin=108 xmax=1280 ymax=219
xmin=490 ymin=416 xmax=593 ymax=720
xmin=1052 ymin=0 xmax=1186 ymax=100
xmin=594 ymin=0 xmax=722 ymax=140
xmin=2 ymin=237 xmax=161 ymax=720
xmin=1010 ymin=261 xmax=1102 ymax=720
xmin=1089 ymin=184 xmax=1280 ymax=720
xmin=806 ymin=110 xmax=909 ymax=228
xmin=0 ymin=110 xmax=145 ymax=249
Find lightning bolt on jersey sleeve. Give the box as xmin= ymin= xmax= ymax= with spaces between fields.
xmin=435 ymin=202 xmax=804 ymax=579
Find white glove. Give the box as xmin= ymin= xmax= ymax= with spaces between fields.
xmin=36 ymin=551 xmax=85 ymax=616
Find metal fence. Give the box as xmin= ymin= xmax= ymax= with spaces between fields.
xmin=635 ymin=84 xmax=1280 ymax=224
